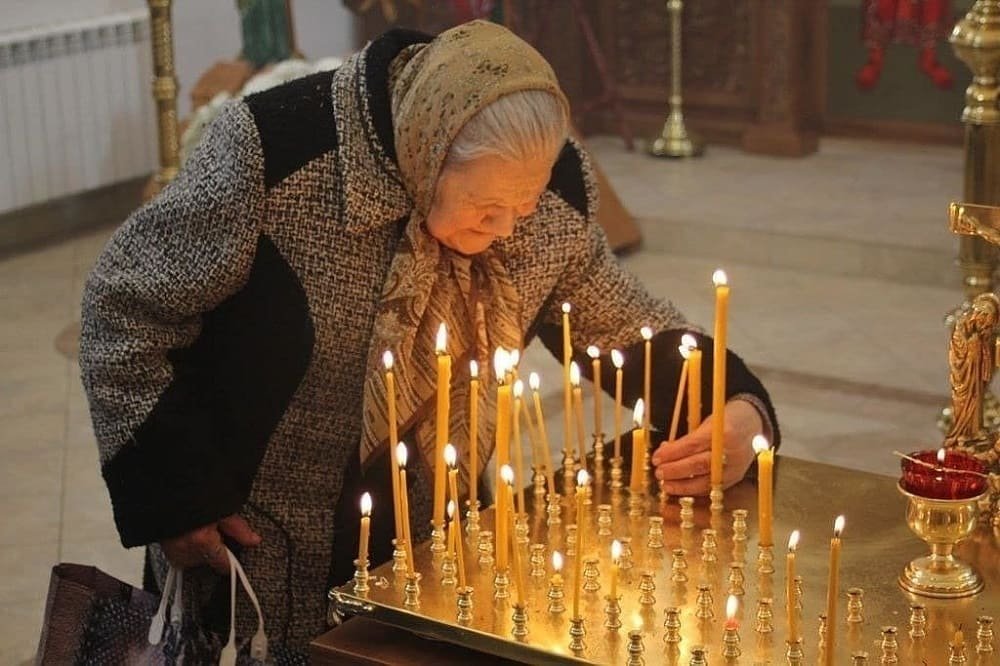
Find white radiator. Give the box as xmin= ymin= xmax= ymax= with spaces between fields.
xmin=0 ymin=10 xmax=157 ymax=215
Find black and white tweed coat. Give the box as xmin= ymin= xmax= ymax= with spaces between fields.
xmin=80 ymin=29 xmax=776 ymax=654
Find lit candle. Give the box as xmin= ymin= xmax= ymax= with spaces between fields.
xmin=609 ymin=539 xmax=622 ymax=599
xmin=668 ymin=336 xmax=695 ymax=442
xmin=611 ymin=350 xmax=624 ymax=460
xmin=434 ymin=323 xmax=451 ymax=533
xmin=383 ymin=351 xmax=402 ymax=545
xmin=630 ymin=399 xmax=647 ymax=492
xmin=725 ymin=594 xmax=739 ymax=630
xmin=358 ymin=492 xmax=372 ymax=566
xmin=641 ymin=326 xmax=653 ymax=436
xmin=824 ymin=516 xmax=845 ymax=666
xmin=570 ymin=361 xmax=587 ymax=465
xmin=529 ymin=372 xmax=555 ymax=497
xmin=498 ymin=464 xmax=514 ymax=575
xmin=519 ymin=380 xmax=545 ymax=492
xmin=687 ymin=340 xmax=702 ymax=434
xmin=445 ymin=443 xmax=467 ymax=588
xmin=711 ymin=270 xmax=729 ymax=487
xmin=396 ymin=443 xmax=415 ymax=574
xmin=468 ymin=360 xmax=479 ymax=507
xmin=446 ymin=499 xmax=456 ymax=557
xmin=551 ymin=550 xmax=564 ymax=603
xmin=572 ymin=469 xmax=589 ymax=619
xmin=587 ymin=345 xmax=603 ymax=438
xmin=786 ymin=530 xmax=800 ymax=641
xmin=562 ymin=303 xmax=573 ymax=467
xmin=506 ymin=470 xmax=526 ymax=606
xmin=753 ymin=435 xmax=774 ymax=547
xmin=512 ymin=380 xmax=527 ymax=516
xmin=495 ymin=351 xmax=512 ymax=573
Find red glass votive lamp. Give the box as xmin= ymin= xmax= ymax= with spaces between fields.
xmin=900 ymin=449 xmax=987 ymax=500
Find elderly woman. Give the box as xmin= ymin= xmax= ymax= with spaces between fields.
xmin=81 ymin=21 xmax=776 ymax=661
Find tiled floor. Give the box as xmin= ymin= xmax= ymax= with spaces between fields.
xmin=0 ymin=136 xmax=964 ymax=662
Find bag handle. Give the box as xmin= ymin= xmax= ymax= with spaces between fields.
xmin=219 ymin=548 xmax=268 ymax=665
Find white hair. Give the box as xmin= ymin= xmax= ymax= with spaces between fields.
xmin=445 ymin=90 xmax=569 ymax=167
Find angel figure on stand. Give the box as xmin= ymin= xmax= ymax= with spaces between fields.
xmin=945 ymin=291 xmax=1000 ymax=446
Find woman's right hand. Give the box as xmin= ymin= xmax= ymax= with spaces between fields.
xmin=160 ymin=515 xmax=262 ymax=574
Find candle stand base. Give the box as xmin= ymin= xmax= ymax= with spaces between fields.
xmin=583 ymin=557 xmax=601 ymax=593
xmin=494 ymin=569 xmax=511 ymax=601
xmin=679 ymin=497 xmax=695 ymax=529
xmin=511 ymin=603 xmax=528 ymax=639
xmin=710 ymin=485 xmax=724 ymax=511
xmin=546 ymin=494 xmax=562 ymax=526
xmin=529 ymin=544 xmax=546 ymax=578
xmin=689 ymin=646 xmax=708 ymax=665
xmin=976 ymin=615 xmax=994 ymax=653
xmin=663 ymin=607 xmax=682 ymax=643
xmin=440 ymin=554 xmax=456 ymax=587
xmin=626 ymin=629 xmax=645 ymax=665
xmin=456 ymin=585 xmax=474 ymax=624
xmin=391 ymin=540 xmax=408 ymax=574
xmin=671 ymin=548 xmax=689 ymax=583
xmin=647 ymin=516 xmax=665 ymax=550
xmin=604 ymin=595 xmax=622 ymax=630
xmin=515 ymin=514 xmax=530 ymax=546
xmin=547 ymin=578 xmax=566 ymax=614
xmin=628 ymin=493 xmax=644 ymax=518
xmin=722 ymin=625 xmax=741 ymax=659
xmin=465 ymin=500 xmax=481 ymax=537
xmin=476 ymin=530 xmax=495 ymax=568
xmin=731 ymin=509 xmax=748 ymax=542
xmin=757 ymin=544 xmax=775 ymax=575
xmin=610 ymin=458 xmax=624 ymax=489
xmin=593 ymin=433 xmax=605 ymax=467
xmin=568 ymin=616 xmax=586 ymax=653
xmin=352 ymin=558 xmax=370 ymax=596
xmin=430 ymin=526 xmax=446 ymax=555
xmin=755 ymin=597 xmax=774 ymax=634
xmin=597 ymin=504 xmax=612 ymax=536
xmin=403 ymin=572 xmax=421 ymax=608
xmin=533 ymin=472 xmax=546 ymax=502
xmin=785 ymin=638 xmax=804 ymax=664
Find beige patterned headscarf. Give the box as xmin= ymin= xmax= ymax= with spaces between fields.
xmin=359 ymin=20 xmax=569 ymax=497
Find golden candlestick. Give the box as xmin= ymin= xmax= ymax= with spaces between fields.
xmin=146 ymin=0 xmax=180 ymax=194
xmin=722 ymin=596 xmax=741 ymax=659
xmin=597 ymin=504 xmax=612 ymax=536
xmin=546 ymin=493 xmax=562 ymax=526
xmin=638 ymin=571 xmax=657 ymax=607
xmin=663 ymin=607 xmax=682 ymax=644
xmin=529 ymin=544 xmax=546 ymax=579
xmin=880 ymin=626 xmax=899 ymax=663
xmin=671 ymin=548 xmax=689 ymax=583
xmin=909 ymin=603 xmax=927 ymax=639
xmin=626 ymin=630 xmax=645 ymax=665
xmin=731 ymin=509 xmax=748 ymax=542
xmin=846 ymin=587 xmax=864 ymax=624
xmin=548 ymin=551 xmax=566 ymax=614
xmin=679 ymin=496 xmax=695 ymax=528
xmin=403 ymin=572 xmax=421 ymax=608
xmin=785 ymin=638 xmax=805 ymax=664
xmin=757 ymin=543 xmax=775 ymax=575
xmin=727 ymin=562 xmax=745 ymax=597
xmin=391 ymin=538 xmax=407 ymax=575
xmin=456 ymin=585 xmax=473 ymax=624
xmin=352 ymin=557 xmax=370 ymax=596
xmin=583 ymin=557 xmax=601 ymax=593
xmin=603 ymin=594 xmax=622 ymax=630
xmin=689 ymin=646 xmax=708 ymax=665
xmin=476 ymin=530 xmax=494 ymax=568
xmin=754 ymin=597 xmax=774 ymax=634
xmin=701 ymin=528 xmax=718 ymax=563
xmin=648 ymin=0 xmax=704 ymax=158
xmin=647 ymin=516 xmax=665 ymax=550
xmin=568 ymin=616 xmax=586 ymax=653
xmin=511 ymin=603 xmax=528 ymax=640
xmin=695 ymin=584 xmax=714 ymax=620
xmin=977 ymin=615 xmax=995 ymax=653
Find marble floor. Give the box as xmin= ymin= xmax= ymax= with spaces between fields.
xmin=0 ymin=136 xmax=964 ymax=662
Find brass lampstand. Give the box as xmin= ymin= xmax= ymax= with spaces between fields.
xmin=648 ymin=0 xmax=704 ymax=158
xmin=146 ymin=0 xmax=180 ymax=196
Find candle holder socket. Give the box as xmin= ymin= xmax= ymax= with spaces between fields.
xmin=547 ymin=576 xmax=566 ymax=614
xmin=603 ymin=594 xmax=622 ymax=630
xmin=679 ymin=497 xmax=695 ymax=529
xmin=566 ymin=524 xmax=578 ymax=557
xmin=663 ymin=607 xmax=682 ymax=644
xmin=440 ymin=553 xmax=457 ymax=587
xmin=610 ymin=457 xmax=624 ymax=489
xmin=568 ymin=616 xmax=586 ymax=653
xmin=597 ymin=504 xmax=613 ymax=536
xmin=695 ymin=584 xmax=714 ymax=620
xmin=352 ymin=558 xmax=370 ymax=596
xmin=639 ymin=571 xmax=656 ymax=606
xmin=757 ymin=544 xmax=775 ymax=575
xmin=511 ymin=603 xmax=528 ymax=639
xmin=515 ymin=514 xmax=530 ymax=546
xmin=465 ymin=499 xmax=481 ymax=537
xmin=731 ymin=509 xmax=749 ymax=542
xmin=533 ymin=470 xmax=546 ymax=500
xmin=727 ymin=561 xmax=745 ymax=596
xmin=785 ymin=638 xmax=805 ymax=664
xmin=710 ymin=485 xmax=724 ymax=511
xmin=626 ymin=629 xmax=645 ymax=666
xmin=593 ymin=433 xmax=605 ymax=466
xmin=846 ymin=587 xmax=864 ymax=624
xmin=583 ymin=557 xmax=601 ymax=593
xmin=529 ymin=544 xmax=546 ymax=578
xmin=546 ymin=493 xmax=562 ymax=526
xmin=722 ymin=623 xmax=742 ymax=659
xmin=701 ymin=528 xmax=718 ymax=562
xmin=391 ymin=539 xmax=408 ymax=575
xmin=977 ymin=615 xmax=995 ymax=653
xmin=647 ymin=516 xmax=665 ymax=549
xmin=619 ymin=537 xmax=635 ymax=577
xmin=817 ymin=613 xmax=827 ymax=652
xmin=628 ymin=492 xmax=644 ymax=518
xmin=689 ymin=646 xmax=708 ymax=665
xmin=493 ymin=568 xmax=511 ymax=601
xmin=949 ymin=642 xmax=969 ymax=664
xmin=754 ymin=597 xmax=774 ymax=634
xmin=430 ymin=525 xmax=447 ymax=554
xmin=851 ymin=652 xmax=869 ymax=665
xmin=671 ymin=548 xmax=689 ymax=583
xmin=880 ymin=626 xmax=899 ymax=664
xmin=476 ymin=530 xmax=494 ymax=568
xmin=908 ymin=603 xmax=927 ymax=639
xmin=403 ymin=572 xmax=421 ymax=608
xmin=456 ymin=585 xmax=474 ymax=624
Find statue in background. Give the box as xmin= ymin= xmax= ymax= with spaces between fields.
xmin=946 ymin=292 xmax=1000 ymax=445
xmin=855 ymin=0 xmax=954 ymax=91
xmin=237 ymin=0 xmax=296 ymax=68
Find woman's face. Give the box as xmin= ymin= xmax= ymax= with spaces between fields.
xmin=426 ymin=155 xmax=553 ymax=255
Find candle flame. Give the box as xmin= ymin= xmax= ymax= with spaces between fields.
xmin=501 ymin=464 xmax=515 ymax=486
xmin=470 ymin=359 xmax=478 ymax=378
xmin=611 ymin=349 xmax=624 ymax=368
xmin=509 ymin=348 xmax=520 ymax=368
xmin=788 ymin=529 xmax=800 ymax=552
xmin=633 ymin=398 xmax=645 ymax=427
xmin=577 ymin=469 xmax=590 ymax=487
xmin=360 ymin=491 xmax=372 ymax=516
xmin=570 ymin=361 xmax=581 ymax=386
xmin=444 ymin=443 xmax=457 ymax=468
xmin=611 ymin=539 xmax=622 ymax=562
xmin=435 ymin=323 xmax=447 ymax=354
xmin=493 ymin=347 xmax=509 ymax=380
xmin=752 ymin=434 xmax=771 ymax=455
xmin=640 ymin=326 xmax=653 ymax=341
xmin=561 ymin=302 xmax=571 ymax=314
xmin=382 ymin=350 xmax=394 ymax=370
xmin=587 ymin=345 xmax=600 ymax=359
xmin=937 ymin=448 xmax=946 ymax=465
xmin=834 ymin=515 xmax=845 ymax=537
xmin=552 ymin=551 xmax=564 ymax=572
xmin=726 ymin=595 xmax=738 ymax=620
xmin=513 ymin=379 xmax=524 ymax=399
xmin=681 ymin=333 xmax=697 ymax=348
xmin=529 ymin=371 xmax=541 ymax=391
xmin=679 ymin=344 xmax=691 ymax=360
xmin=713 ymin=269 xmax=728 ymax=287
xmin=447 ymin=499 xmax=455 ymax=519
xmin=395 ymin=442 xmax=408 ymax=468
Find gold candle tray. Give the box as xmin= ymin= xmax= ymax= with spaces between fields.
xmin=330 ymin=457 xmax=1000 ymax=664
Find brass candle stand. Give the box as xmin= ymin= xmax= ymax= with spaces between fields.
xmin=430 ymin=525 xmax=446 ymax=554
xmin=603 ymin=594 xmax=622 ymax=630
xmin=511 ymin=603 xmax=528 ymax=639
xmin=456 ymin=585 xmax=474 ymax=624
xmin=879 ymin=625 xmax=899 ymax=663
xmin=663 ymin=607 xmax=682 ymax=644
xmin=625 ymin=630 xmax=644 ymax=665
xmin=754 ymin=597 xmax=774 ymax=634
xmin=721 ymin=623 xmax=741 ymax=660
xmin=785 ymin=637 xmax=804 ymax=664
xmin=610 ymin=457 xmax=624 ymax=490
xmin=731 ymin=509 xmax=748 ymax=542
xmin=493 ymin=568 xmax=511 ymax=601
xmin=597 ymin=504 xmax=612 ymax=536
xmin=477 ymin=531 xmax=494 ymax=567
xmin=391 ymin=538 xmax=407 ymax=574
xmin=977 ymin=615 xmax=995 ymax=653
xmin=679 ymin=496 xmax=695 ymax=528
xmin=529 ymin=544 xmax=546 ymax=578
xmin=546 ymin=493 xmax=562 ymax=526
xmin=440 ymin=553 xmax=457 ymax=586
xmin=909 ymin=603 xmax=927 ymax=638
xmin=353 ymin=558 xmax=370 ymax=596
xmin=568 ymin=616 xmax=586 ymax=653
xmin=757 ymin=543 xmax=775 ymax=575
xmin=403 ymin=572 xmax=421 ymax=608
xmin=648 ymin=0 xmax=704 ymax=158
xmin=465 ymin=500 xmax=481 ymax=536
xmin=710 ymin=485 xmax=724 ymax=512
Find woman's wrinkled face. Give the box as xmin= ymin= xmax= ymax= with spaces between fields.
xmin=426 ymin=155 xmax=553 ymax=255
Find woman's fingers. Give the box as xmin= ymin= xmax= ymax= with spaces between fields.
xmin=655 ymin=450 xmax=712 ymax=481
xmin=651 ymin=417 xmax=712 ymax=465
xmin=218 ymin=514 xmax=262 ymax=547
xmin=659 ymin=473 xmax=712 ymax=497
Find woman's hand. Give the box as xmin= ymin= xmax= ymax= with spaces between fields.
xmin=160 ymin=515 xmax=262 ymax=574
xmin=650 ymin=400 xmax=764 ymax=496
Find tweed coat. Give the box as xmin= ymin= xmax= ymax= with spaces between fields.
xmin=80 ymin=28 xmax=777 ymax=657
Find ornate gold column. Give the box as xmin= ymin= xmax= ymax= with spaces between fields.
xmin=147 ymin=0 xmax=180 ymax=194
xmin=648 ymin=0 xmax=703 ymax=158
